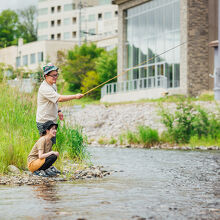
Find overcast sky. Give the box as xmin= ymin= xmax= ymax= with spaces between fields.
xmin=0 ymin=0 xmax=38 ymax=12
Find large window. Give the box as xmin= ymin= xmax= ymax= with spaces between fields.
xmin=64 ymin=4 xmax=75 ymax=11
xmin=16 ymin=57 xmax=21 ymax=67
xmin=64 ymin=18 xmax=71 ymax=25
xmin=64 ymin=32 xmax=71 ymax=40
xmin=104 ymin=12 xmax=112 ymax=20
xmin=88 ymin=14 xmax=95 ymax=22
xmin=30 ymin=53 xmax=36 ymax=64
xmin=38 ymin=35 xmax=48 ymax=41
xmin=38 ymin=21 xmax=48 ymax=29
xmin=38 ymin=8 xmax=48 ymax=16
xmin=38 ymin=52 xmax=44 ymax=63
xmin=125 ymin=0 xmax=180 ymax=88
xmin=23 ymin=55 xmax=28 ymax=66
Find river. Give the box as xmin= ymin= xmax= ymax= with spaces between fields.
xmin=0 ymin=147 xmax=219 ymax=220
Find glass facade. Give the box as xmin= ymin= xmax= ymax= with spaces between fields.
xmin=125 ymin=0 xmax=180 ymax=88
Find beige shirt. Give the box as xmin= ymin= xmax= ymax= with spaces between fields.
xmin=36 ymin=80 xmax=60 ymax=123
xmin=28 ymin=136 xmax=52 ymax=164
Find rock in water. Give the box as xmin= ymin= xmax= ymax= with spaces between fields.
xmin=7 ymin=165 xmax=20 ymax=174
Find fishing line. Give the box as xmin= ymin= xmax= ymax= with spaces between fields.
xmin=83 ymin=41 xmax=187 ymax=95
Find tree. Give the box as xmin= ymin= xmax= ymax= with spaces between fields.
xmin=81 ymin=71 xmax=100 ymax=99
xmin=0 ymin=10 xmax=19 ymax=48
xmin=61 ymin=43 xmax=104 ymax=91
xmin=80 ymin=48 xmax=118 ymax=99
xmin=17 ymin=6 xmax=38 ymax=43
xmin=96 ymin=48 xmax=117 ymax=84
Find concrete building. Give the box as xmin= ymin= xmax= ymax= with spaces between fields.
xmin=37 ymin=0 xmax=118 ymax=50
xmin=0 ymin=39 xmax=76 ymax=71
xmin=101 ymin=0 xmax=218 ymax=103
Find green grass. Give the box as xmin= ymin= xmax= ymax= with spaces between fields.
xmin=0 ymin=83 xmax=88 ymax=174
xmin=189 ymin=135 xmax=220 ymax=147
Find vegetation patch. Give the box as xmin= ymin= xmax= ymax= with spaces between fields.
xmin=0 ymin=83 xmax=88 ymax=174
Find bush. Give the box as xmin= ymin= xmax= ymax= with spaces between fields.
xmin=159 ymin=101 xmax=220 ymax=144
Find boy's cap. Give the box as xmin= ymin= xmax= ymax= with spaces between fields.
xmin=43 ymin=120 xmax=58 ymax=131
xmin=43 ymin=63 xmax=59 ymax=75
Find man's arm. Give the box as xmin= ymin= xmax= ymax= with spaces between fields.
xmin=58 ymin=94 xmax=84 ymax=102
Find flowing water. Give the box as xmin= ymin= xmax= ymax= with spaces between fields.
xmin=0 ymin=147 xmax=220 ymax=220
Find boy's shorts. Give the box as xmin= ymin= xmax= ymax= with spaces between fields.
xmin=28 ymin=158 xmax=46 ymax=172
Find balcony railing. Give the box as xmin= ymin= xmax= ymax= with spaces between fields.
xmin=101 ymin=76 xmax=167 ymax=97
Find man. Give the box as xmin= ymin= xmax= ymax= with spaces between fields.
xmin=36 ymin=63 xmax=84 ymax=144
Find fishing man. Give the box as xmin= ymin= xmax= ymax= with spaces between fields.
xmin=36 ymin=63 xmax=84 ymax=144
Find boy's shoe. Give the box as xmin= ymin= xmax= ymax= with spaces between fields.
xmin=45 ymin=168 xmax=57 ymax=177
xmin=33 ymin=170 xmax=49 ymax=177
xmin=50 ymin=166 xmax=61 ymax=174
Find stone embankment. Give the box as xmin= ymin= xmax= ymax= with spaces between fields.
xmin=0 ymin=163 xmax=112 ymax=186
xmin=63 ymin=101 xmax=218 ymax=145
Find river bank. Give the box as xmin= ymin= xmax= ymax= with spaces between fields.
xmin=0 ymin=163 xmax=111 ymax=186
xmin=63 ymin=101 xmax=220 ymax=149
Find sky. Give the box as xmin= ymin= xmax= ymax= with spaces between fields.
xmin=0 ymin=0 xmax=38 ymax=12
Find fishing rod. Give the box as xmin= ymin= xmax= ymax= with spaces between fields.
xmin=83 ymin=41 xmax=187 ymax=96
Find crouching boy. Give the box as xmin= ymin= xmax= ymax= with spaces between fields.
xmin=27 ymin=121 xmax=61 ymax=177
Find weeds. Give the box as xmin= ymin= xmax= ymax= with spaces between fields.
xmin=0 ymin=83 xmax=88 ymax=173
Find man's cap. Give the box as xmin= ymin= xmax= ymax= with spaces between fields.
xmin=43 ymin=120 xmax=58 ymax=131
xmin=43 ymin=63 xmax=59 ymax=75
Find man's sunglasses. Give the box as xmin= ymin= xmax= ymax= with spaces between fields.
xmin=48 ymin=73 xmax=59 ymax=78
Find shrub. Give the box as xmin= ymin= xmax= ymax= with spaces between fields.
xmin=159 ymin=101 xmax=220 ymax=144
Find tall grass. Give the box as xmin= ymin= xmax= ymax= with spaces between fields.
xmin=0 ymin=83 xmax=88 ymax=173
xmin=55 ymin=122 xmax=89 ymax=161
xmin=122 ymin=126 xmax=159 ymax=147
xmin=0 ymin=83 xmax=38 ymax=173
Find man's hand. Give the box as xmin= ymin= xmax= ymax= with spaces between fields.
xmin=58 ymin=111 xmax=64 ymax=120
xmin=75 ymin=94 xmax=84 ymax=99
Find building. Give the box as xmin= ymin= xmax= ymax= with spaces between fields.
xmin=37 ymin=0 xmax=118 ymax=50
xmin=0 ymin=39 xmax=76 ymax=71
xmin=209 ymin=0 xmax=220 ymax=100
xmin=101 ymin=0 xmax=218 ymax=103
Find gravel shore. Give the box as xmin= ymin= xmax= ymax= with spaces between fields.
xmin=0 ymin=163 xmax=111 ymax=186
xmin=63 ymin=101 xmax=219 ymax=145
